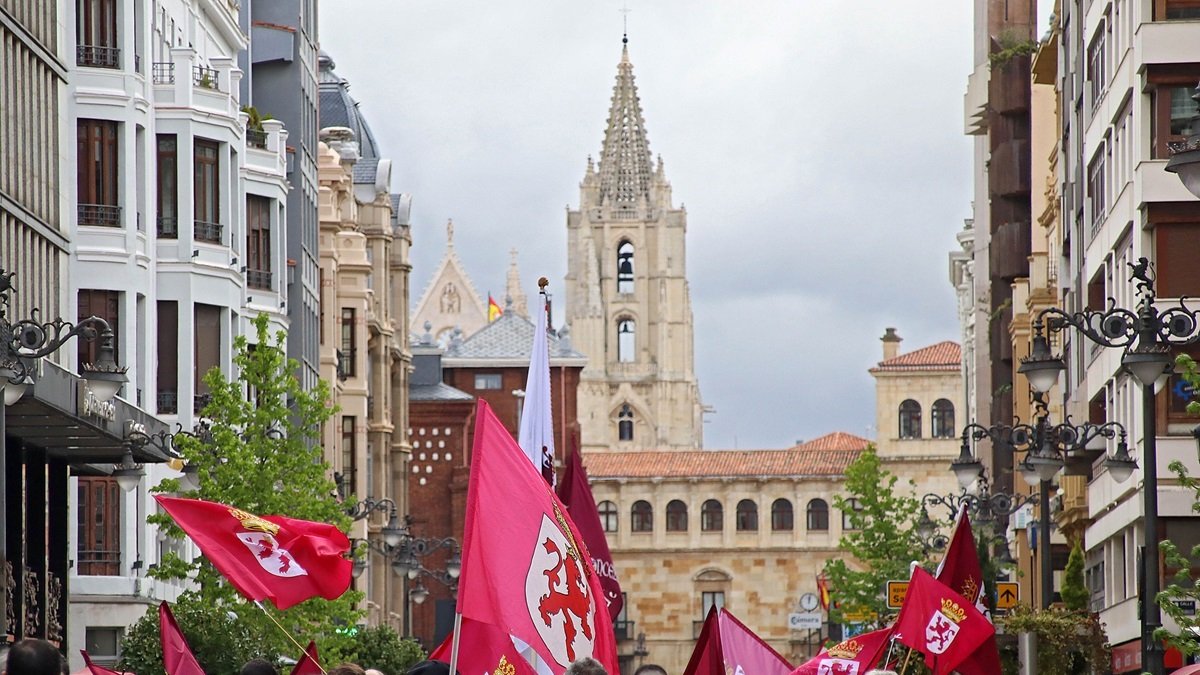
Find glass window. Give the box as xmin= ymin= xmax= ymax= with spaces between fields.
xmin=617 ymin=318 xmax=635 ymax=362
xmin=807 ymin=499 xmax=829 ymax=531
xmin=194 ymin=139 xmax=221 ymax=239
xmin=617 ymin=241 xmax=634 ymax=294
xmin=474 ymin=373 xmax=502 ymax=390
xmin=77 ymin=478 xmax=121 ymax=575
xmin=666 ymin=500 xmax=688 ymax=531
xmin=246 ymin=195 xmax=272 ymax=289
xmin=618 ymin=404 xmax=634 ymax=441
xmin=931 ymin=399 xmax=956 ymax=439
xmin=842 ymin=498 xmax=863 ymax=531
xmin=340 ymin=308 xmax=357 ymax=378
xmin=631 ymin=500 xmax=653 ymax=532
xmin=701 ymin=591 xmax=725 ymax=617
xmin=156 ymin=135 xmax=177 ymax=236
xmin=899 ymin=399 xmax=922 ymax=439
xmin=598 ymin=500 xmax=618 ymax=533
xmin=341 ymin=416 xmax=356 ymax=496
xmin=735 ymin=499 xmax=758 ymax=531
xmin=701 ymin=499 xmax=723 ymax=532
xmin=77 ymin=119 xmax=120 ymax=225
xmin=77 ymin=289 xmax=120 ymax=368
xmin=77 ymin=0 xmax=119 ymax=67
xmin=771 ymin=499 xmax=793 ymax=531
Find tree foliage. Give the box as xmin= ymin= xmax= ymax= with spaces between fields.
xmin=337 ymin=625 xmax=427 ymax=675
xmin=824 ymin=446 xmax=927 ymax=626
xmin=998 ymin=606 xmax=1108 ymax=675
xmin=121 ymin=314 xmax=362 ymax=673
xmin=1060 ymin=541 xmax=1088 ymax=612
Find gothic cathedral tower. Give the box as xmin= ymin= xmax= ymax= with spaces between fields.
xmin=566 ymin=40 xmax=703 ymax=452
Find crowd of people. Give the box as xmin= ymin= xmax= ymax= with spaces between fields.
xmin=0 ymin=638 xmax=617 ymax=675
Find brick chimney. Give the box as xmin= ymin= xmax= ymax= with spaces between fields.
xmin=881 ymin=327 xmax=902 ymax=361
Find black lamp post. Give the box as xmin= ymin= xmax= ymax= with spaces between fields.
xmin=1023 ymin=258 xmax=1195 ymax=675
xmin=948 ymin=413 xmax=1131 ymax=609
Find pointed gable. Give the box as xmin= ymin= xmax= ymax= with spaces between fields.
xmin=598 ymin=43 xmax=654 ymax=207
xmin=412 ymin=220 xmax=489 ymax=344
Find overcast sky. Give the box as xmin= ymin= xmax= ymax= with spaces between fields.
xmin=319 ymin=1 xmax=993 ymax=450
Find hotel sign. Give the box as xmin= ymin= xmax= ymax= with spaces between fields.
xmin=79 ymin=386 xmax=117 ymax=422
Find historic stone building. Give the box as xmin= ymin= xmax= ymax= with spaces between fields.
xmin=565 ymin=40 xmax=703 ymax=452
xmin=412 ymin=223 xmax=491 ymax=346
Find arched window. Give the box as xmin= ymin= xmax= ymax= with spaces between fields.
xmin=631 ymin=500 xmax=653 ymax=532
xmin=618 ymin=404 xmax=634 ymax=441
xmin=617 ymin=241 xmax=634 ymax=294
xmin=666 ymin=500 xmax=688 ymax=531
xmin=598 ymin=500 xmax=618 ymax=533
xmin=735 ymin=499 xmax=758 ymax=531
xmin=899 ymin=399 xmax=922 ymax=439
xmin=617 ymin=318 xmax=636 ymax=362
xmin=701 ymin=499 xmax=723 ymax=532
xmin=842 ymin=498 xmax=863 ymax=530
xmin=806 ymin=499 xmax=829 ymax=531
xmin=931 ymin=399 xmax=956 ymax=438
xmin=771 ymin=499 xmax=794 ymax=531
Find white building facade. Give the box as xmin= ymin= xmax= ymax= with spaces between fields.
xmin=65 ymin=0 xmax=290 ymax=666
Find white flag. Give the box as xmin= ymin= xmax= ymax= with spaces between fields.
xmin=518 ymin=291 xmax=556 ymax=486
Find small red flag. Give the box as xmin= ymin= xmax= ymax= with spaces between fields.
xmin=155 ymin=495 xmax=352 ymax=610
xmin=456 ymin=400 xmax=619 ymax=675
xmin=289 ymin=640 xmax=322 ymax=675
xmin=80 ymin=651 xmax=126 ymax=675
xmin=935 ymin=507 xmax=1002 ymax=675
xmin=683 ymin=607 xmax=792 ymax=675
xmin=682 ymin=607 xmax=722 ymax=675
xmin=894 ymin=567 xmax=994 ymax=675
xmin=790 ymin=626 xmax=894 ymax=675
xmin=556 ymin=440 xmax=623 ymax=620
xmin=431 ymin=617 xmax=538 ymax=675
xmin=159 ymin=602 xmax=205 ymax=675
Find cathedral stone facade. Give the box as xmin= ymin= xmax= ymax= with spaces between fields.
xmin=566 ymin=42 xmax=704 ymax=452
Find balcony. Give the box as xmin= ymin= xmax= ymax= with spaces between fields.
xmin=614 ymin=620 xmax=636 ymax=641
xmin=152 ymin=62 xmax=175 ymax=84
xmin=77 ymin=45 xmax=120 ymax=69
xmin=195 ymin=220 xmax=222 ymax=243
xmin=336 ymin=349 xmax=355 ymax=381
xmin=78 ymin=204 xmax=122 ymax=227
xmin=193 ymin=65 xmax=219 ymax=91
xmin=157 ymin=216 xmax=178 ymax=238
xmin=157 ymin=389 xmax=178 ymax=415
xmin=246 ymin=128 xmax=268 ymax=149
xmin=77 ymin=549 xmax=120 ymax=576
xmin=247 ymin=268 xmax=272 ymax=290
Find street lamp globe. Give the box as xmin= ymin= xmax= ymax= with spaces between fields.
xmin=1 ymin=374 xmax=30 ymax=406
xmin=353 ymin=556 xmax=368 ymax=579
xmin=1121 ymin=346 xmax=1173 ymax=389
xmin=1027 ymin=448 xmax=1063 ymax=484
xmin=1019 ymin=460 xmax=1042 ymax=488
xmin=409 ymin=583 xmax=430 ymax=605
xmin=1018 ymin=333 xmax=1065 ymax=394
xmin=446 ymin=551 xmax=462 ymax=580
xmin=950 ymin=441 xmax=984 ymax=490
xmin=382 ymin=515 xmax=405 ymax=548
xmin=111 ymin=451 xmax=144 ymax=492
xmin=1106 ymin=440 xmax=1137 ymax=484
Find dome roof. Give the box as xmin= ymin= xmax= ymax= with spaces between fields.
xmin=317 ymin=50 xmax=381 ymax=160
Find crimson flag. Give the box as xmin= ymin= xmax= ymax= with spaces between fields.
xmin=682 ymin=607 xmax=722 ymax=675
xmin=156 ymin=495 xmax=351 ymax=610
xmin=159 ymin=602 xmax=205 ymax=675
xmin=80 ymin=651 xmax=126 ymax=675
xmin=683 ymin=607 xmax=792 ymax=675
xmin=431 ymin=617 xmax=538 ymax=675
xmin=289 ymin=640 xmax=322 ymax=675
xmin=934 ymin=507 xmax=1002 ymax=675
xmin=790 ymin=626 xmax=894 ymax=675
xmin=456 ymin=400 xmax=619 ymax=675
xmin=556 ymin=440 xmax=623 ymax=620
xmin=894 ymin=568 xmax=994 ymax=675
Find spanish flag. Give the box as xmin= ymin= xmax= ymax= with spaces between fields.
xmin=488 ymin=294 xmax=503 ymax=322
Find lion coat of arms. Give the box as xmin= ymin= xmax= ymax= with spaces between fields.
xmin=524 ymin=512 xmax=595 ymax=666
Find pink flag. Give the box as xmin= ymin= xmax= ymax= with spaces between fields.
xmin=556 ymin=440 xmax=623 ymax=620
xmin=80 ymin=651 xmax=125 ymax=675
xmin=790 ymin=626 xmax=894 ymax=675
xmin=457 ymin=400 xmax=619 ymax=674
xmin=934 ymin=507 xmax=1002 ymax=675
xmin=159 ymin=602 xmax=205 ymax=675
xmin=289 ymin=640 xmax=322 ymax=675
xmin=894 ymin=567 xmax=994 ymax=675
xmin=683 ymin=607 xmax=792 ymax=675
xmin=432 ymin=617 xmax=539 ymax=675
xmin=518 ymin=289 xmax=556 ymax=486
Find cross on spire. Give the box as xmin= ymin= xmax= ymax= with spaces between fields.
xmin=619 ymin=2 xmax=631 ymax=44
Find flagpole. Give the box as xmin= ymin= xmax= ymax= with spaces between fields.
xmin=449 ymin=612 xmax=463 ymax=675
xmin=254 ymin=601 xmax=329 ymax=675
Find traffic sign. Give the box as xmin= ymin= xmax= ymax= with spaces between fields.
xmin=886 ymin=580 xmax=909 ymax=609
xmin=788 ymin=612 xmax=823 ymax=630
xmin=995 ymin=582 xmax=1019 ymax=610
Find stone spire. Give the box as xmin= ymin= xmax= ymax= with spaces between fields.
xmin=505 ymin=248 xmax=529 ymax=318
xmin=597 ymin=42 xmax=654 ymax=207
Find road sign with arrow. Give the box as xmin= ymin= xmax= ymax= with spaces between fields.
xmin=995 ymin=582 xmax=1019 ymax=610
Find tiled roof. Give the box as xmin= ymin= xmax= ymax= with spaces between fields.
xmin=790 ymin=431 xmax=871 ymax=452
xmin=869 ymin=340 xmax=961 ymax=372
xmin=352 ymin=157 xmax=379 ymax=185
xmin=409 ymin=382 xmax=474 ymax=402
xmin=584 ymin=448 xmax=863 ymax=479
xmin=443 ymin=312 xmax=586 ymax=364
xmin=317 ymin=51 xmax=381 ymax=160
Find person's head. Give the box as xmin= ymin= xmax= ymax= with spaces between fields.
xmin=329 ymin=664 xmax=366 ymax=675
xmin=241 ymin=658 xmax=280 ymax=675
xmin=564 ymin=657 xmax=607 ymax=675
xmin=405 ymin=660 xmax=459 ymax=675
xmin=364 ymin=670 xmax=384 ymax=675
xmin=3 ymin=640 xmax=63 ymax=675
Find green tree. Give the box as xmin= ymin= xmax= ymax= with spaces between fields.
xmin=121 ymin=314 xmax=362 ymax=674
xmin=823 ymin=445 xmax=927 ymax=626
xmin=1157 ymin=352 xmax=1200 ymax=658
xmin=1060 ymin=540 xmax=1088 ymax=612
xmin=341 ymin=625 xmax=426 ymax=675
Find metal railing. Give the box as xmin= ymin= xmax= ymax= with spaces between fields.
xmin=193 ymin=65 xmax=218 ymax=90
xmin=614 ymin=620 xmax=636 ymax=641
xmin=77 ymin=549 xmax=121 ymax=576
xmin=194 ymin=220 xmax=222 ymax=243
xmin=246 ymin=128 xmax=268 ymax=149
xmin=78 ymin=204 xmax=122 ymax=227
xmin=77 ymin=45 xmax=120 ymax=68
xmin=152 ymin=62 xmax=175 ymax=84
xmin=157 ymin=389 xmax=178 ymax=414
xmin=157 ymin=216 xmax=178 ymax=238
xmin=246 ymin=269 xmax=272 ymax=290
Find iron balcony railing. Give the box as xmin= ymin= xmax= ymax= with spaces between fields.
xmin=157 ymin=389 xmax=178 ymax=414
xmin=78 ymin=204 xmax=122 ymax=227
xmin=152 ymin=62 xmax=175 ymax=84
xmin=194 ymin=220 xmax=222 ymax=243
xmin=246 ymin=128 xmax=268 ymax=149
xmin=246 ymin=269 xmax=272 ymax=290
xmin=193 ymin=65 xmax=218 ymax=90
xmin=77 ymin=45 xmax=120 ymax=68
xmin=157 ymin=216 xmax=178 ymax=238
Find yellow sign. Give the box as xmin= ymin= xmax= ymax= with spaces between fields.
xmin=995 ymin=582 xmax=1019 ymax=610
xmin=842 ymin=609 xmax=878 ymax=623
xmin=886 ymin=580 xmax=910 ymax=609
